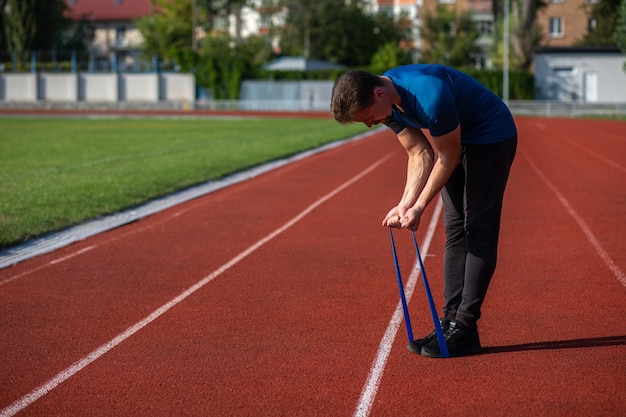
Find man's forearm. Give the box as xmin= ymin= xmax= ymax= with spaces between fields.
xmin=413 ymin=157 xmax=454 ymax=213
xmin=412 ymin=126 xmax=462 ymax=213
xmin=399 ymin=149 xmax=434 ymax=210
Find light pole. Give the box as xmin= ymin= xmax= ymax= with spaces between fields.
xmin=192 ymin=0 xmax=198 ymax=52
xmin=503 ymin=0 xmax=510 ymax=104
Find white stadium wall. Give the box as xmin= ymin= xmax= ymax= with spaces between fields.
xmin=1 ymin=73 xmax=37 ymax=101
xmin=0 ymin=72 xmax=195 ymax=105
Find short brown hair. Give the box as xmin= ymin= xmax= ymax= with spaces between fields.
xmin=330 ymin=70 xmax=383 ymax=124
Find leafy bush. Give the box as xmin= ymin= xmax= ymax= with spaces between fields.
xmin=464 ymin=69 xmax=534 ymax=99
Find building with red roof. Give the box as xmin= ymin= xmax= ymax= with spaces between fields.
xmin=65 ymin=0 xmax=153 ymax=70
xmin=65 ymin=0 xmax=152 ymax=21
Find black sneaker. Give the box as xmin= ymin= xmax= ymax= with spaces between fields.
xmin=407 ymin=319 xmax=451 ymax=354
xmin=420 ymin=320 xmax=482 ymax=358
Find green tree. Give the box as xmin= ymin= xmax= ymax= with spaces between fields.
xmin=489 ymin=0 xmax=545 ymax=71
xmin=278 ymin=0 xmax=406 ymax=67
xmin=511 ymin=0 xmax=546 ymax=70
xmin=136 ymin=0 xmax=198 ymax=71
xmin=196 ymin=36 xmax=238 ymax=99
xmin=419 ymin=5 xmax=480 ymax=68
xmin=196 ymin=35 xmax=273 ymax=99
xmin=579 ymin=0 xmax=622 ymax=45
xmin=0 ymin=0 xmax=82 ymax=51
xmin=490 ymin=19 xmax=519 ymax=70
xmin=197 ymin=0 xmax=251 ymax=41
xmin=369 ymin=41 xmax=412 ymax=75
xmin=137 ymin=0 xmax=273 ymax=98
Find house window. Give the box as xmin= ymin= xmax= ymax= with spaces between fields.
xmin=438 ymin=0 xmax=455 ymax=4
xmin=549 ymin=0 xmax=564 ymax=3
xmin=471 ymin=52 xmax=488 ymax=69
xmin=553 ymin=66 xmax=575 ymax=75
xmin=476 ymin=19 xmax=493 ymax=37
xmin=449 ymin=21 xmax=457 ymax=37
xmin=549 ymin=17 xmax=563 ymax=37
xmin=588 ymin=18 xmax=597 ymax=32
xmin=116 ymin=26 xmax=126 ymax=45
xmin=378 ymin=6 xmax=394 ymax=17
xmin=260 ymin=14 xmax=272 ymax=27
xmin=213 ymin=16 xmax=229 ymax=33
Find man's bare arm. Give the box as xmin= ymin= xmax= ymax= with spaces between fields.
xmin=401 ymin=125 xmax=461 ymax=230
xmin=382 ymin=127 xmax=435 ymax=227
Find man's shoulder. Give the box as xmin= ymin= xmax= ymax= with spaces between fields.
xmin=385 ymin=64 xmax=428 ymax=77
xmin=385 ymin=65 xmax=449 ymax=89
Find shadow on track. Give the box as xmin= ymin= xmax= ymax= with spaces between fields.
xmin=482 ymin=335 xmax=626 ymax=355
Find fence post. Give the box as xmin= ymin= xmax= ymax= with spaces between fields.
xmin=71 ymin=51 xmax=77 ymax=73
xmin=31 ymin=52 xmax=36 ymax=73
xmin=89 ymin=49 xmax=94 ymax=72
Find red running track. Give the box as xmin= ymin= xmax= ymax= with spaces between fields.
xmin=1 ymin=117 xmax=625 ymax=416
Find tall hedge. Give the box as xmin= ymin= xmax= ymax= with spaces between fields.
xmin=464 ymin=69 xmax=534 ymax=100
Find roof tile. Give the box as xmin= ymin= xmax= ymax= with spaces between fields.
xmin=65 ymin=0 xmax=152 ymax=21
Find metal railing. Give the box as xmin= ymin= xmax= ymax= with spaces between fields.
xmin=507 ymin=100 xmax=626 ymax=117
xmin=195 ymin=99 xmax=626 ymax=117
xmin=0 ymin=50 xmax=177 ymax=73
xmin=1 ymin=98 xmax=625 ymax=117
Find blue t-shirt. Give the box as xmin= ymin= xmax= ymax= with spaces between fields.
xmin=383 ymin=65 xmax=517 ymax=144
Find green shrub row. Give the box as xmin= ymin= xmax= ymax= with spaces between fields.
xmin=464 ymin=69 xmax=535 ymax=100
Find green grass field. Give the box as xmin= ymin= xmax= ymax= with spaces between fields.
xmin=0 ymin=116 xmax=368 ymax=250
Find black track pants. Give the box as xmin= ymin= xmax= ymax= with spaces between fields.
xmin=441 ymin=135 xmax=517 ymax=325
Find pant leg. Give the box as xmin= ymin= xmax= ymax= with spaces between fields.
xmin=441 ymin=161 xmax=467 ymax=319
xmin=456 ymin=136 xmax=517 ymax=325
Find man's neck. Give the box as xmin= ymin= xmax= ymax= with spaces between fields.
xmin=381 ymin=76 xmax=403 ymax=111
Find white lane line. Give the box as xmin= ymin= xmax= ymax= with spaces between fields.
xmin=0 ymin=246 xmax=97 ymax=287
xmin=0 ymin=152 xmax=395 ymax=417
xmin=521 ymin=148 xmax=626 ymax=288
xmin=48 ymin=246 xmax=97 ymax=265
xmin=353 ymin=198 xmax=443 ymax=417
